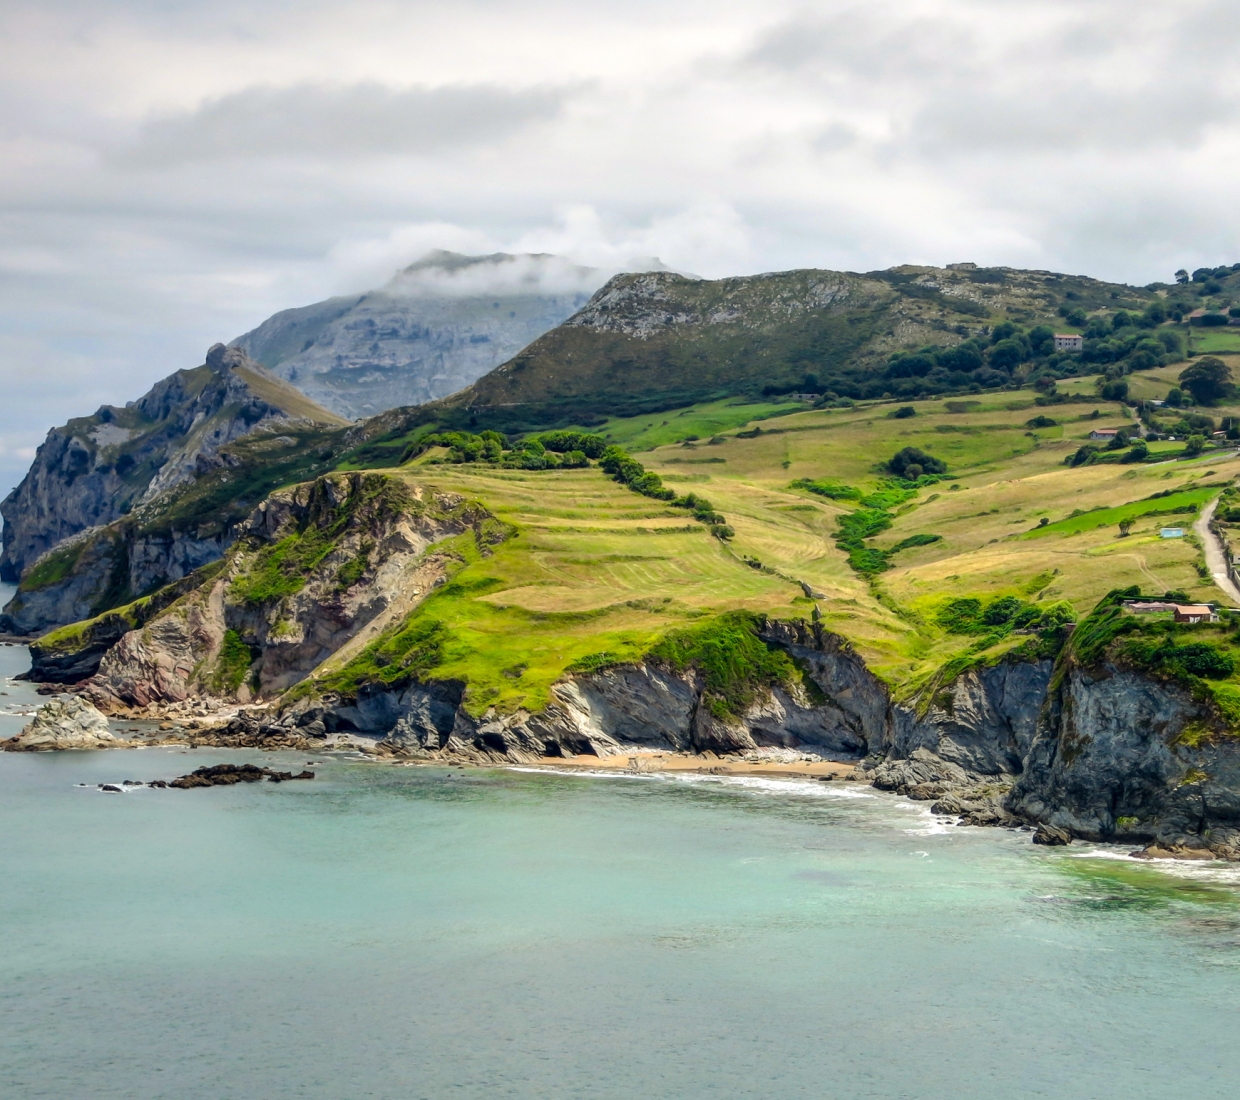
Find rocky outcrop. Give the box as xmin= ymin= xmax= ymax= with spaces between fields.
xmin=25 ymin=563 xmax=223 ymax=683
xmin=86 ymin=473 xmax=490 ymax=710
xmin=168 ymin=763 xmax=314 ymax=788
xmin=1 ymin=695 xmax=118 ymax=751
xmin=889 ymin=658 xmax=1054 ymax=775
xmin=266 ymin=620 xmax=893 ymax=765
xmin=1009 ymin=661 xmax=1240 ymax=858
xmin=1 ymin=343 xmax=342 ymax=589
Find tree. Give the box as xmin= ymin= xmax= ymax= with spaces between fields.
xmin=988 ymin=338 xmax=1027 ymax=371
xmin=1111 ymin=310 xmax=1133 ymax=331
xmin=1184 ymin=434 xmax=1207 ymax=457
xmin=1179 ymin=357 xmax=1232 ymax=405
xmin=1100 ymin=378 xmax=1129 ymax=402
xmin=891 ymin=406 xmax=916 ymax=419
xmin=1139 ymin=301 xmax=1167 ymax=327
xmin=1121 ymin=440 xmax=1149 ymax=463
xmin=1028 ymin=325 xmax=1055 ymax=356
xmin=1165 ymin=387 xmax=1184 ymax=408
xmin=1118 ymin=518 xmax=1134 ymax=537
xmin=1175 ymin=269 xmax=1190 ymax=285
xmin=887 ymin=446 xmax=946 ymax=478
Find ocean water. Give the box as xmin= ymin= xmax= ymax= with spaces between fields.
xmin=1 ymin=643 xmax=1239 ymax=1099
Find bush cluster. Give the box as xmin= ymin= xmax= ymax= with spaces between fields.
xmin=400 ymin=429 xmax=606 ymax=470
xmin=936 ymin=595 xmax=1075 ymax=636
xmin=649 ymin=611 xmax=795 ymax=719
xmin=792 ymin=477 xmax=941 ymax=575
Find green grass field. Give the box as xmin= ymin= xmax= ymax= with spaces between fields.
xmin=290 ymin=386 xmax=1240 ymax=714
xmin=568 ymin=398 xmax=805 ymax=452
xmin=1021 ymin=485 xmax=1220 ymax=538
xmin=1190 ymin=330 xmax=1240 ymax=354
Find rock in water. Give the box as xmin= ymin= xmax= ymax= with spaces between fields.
xmin=2 ymin=695 xmax=118 ymax=751
xmin=1032 ymin=824 xmax=1071 ymax=846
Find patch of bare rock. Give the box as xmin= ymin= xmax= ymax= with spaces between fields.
xmin=1 ymin=694 xmax=120 ymax=751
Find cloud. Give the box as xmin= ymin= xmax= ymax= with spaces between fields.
xmin=3 ymin=0 xmax=1240 ymax=497
xmin=385 ymin=251 xmax=607 ymax=298
xmin=119 ymin=81 xmax=573 ymax=165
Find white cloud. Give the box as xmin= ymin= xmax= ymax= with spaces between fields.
xmin=1 ymin=0 xmax=1239 ymax=493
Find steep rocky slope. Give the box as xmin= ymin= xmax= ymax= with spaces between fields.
xmin=0 ymin=343 xmax=345 ymax=584
xmin=231 ymin=251 xmax=600 ymax=420
xmin=86 ymin=472 xmax=494 ymax=708
xmin=1 ymin=418 xmax=348 ymax=637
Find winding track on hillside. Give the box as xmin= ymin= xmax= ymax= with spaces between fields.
xmin=1194 ymin=496 xmax=1240 ymax=605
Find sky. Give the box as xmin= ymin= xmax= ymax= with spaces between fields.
xmin=2 ymin=0 xmax=1239 ymax=492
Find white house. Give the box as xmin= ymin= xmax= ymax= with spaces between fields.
xmin=1088 ymin=427 xmax=1120 ymax=441
xmin=1054 ymin=334 xmax=1084 ymax=352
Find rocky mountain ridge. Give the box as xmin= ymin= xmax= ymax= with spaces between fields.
xmin=0 ymin=343 xmax=344 ymax=586
xmin=230 ymin=251 xmax=602 ymax=420
xmin=371 ymin=260 xmax=1167 ymax=440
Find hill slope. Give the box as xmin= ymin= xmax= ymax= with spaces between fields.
xmin=422 ymin=263 xmax=1166 ymax=430
xmin=230 ymin=251 xmax=602 ymax=419
xmin=0 ymin=343 xmax=345 ymax=584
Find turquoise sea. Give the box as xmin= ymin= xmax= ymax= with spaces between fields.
xmin=1 ymin=641 xmax=1239 ymax=1099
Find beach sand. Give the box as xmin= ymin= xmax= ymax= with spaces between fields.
xmin=524 ymin=750 xmax=859 ymax=781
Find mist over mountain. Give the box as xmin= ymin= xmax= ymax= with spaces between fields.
xmin=229 ymin=251 xmax=611 ymax=420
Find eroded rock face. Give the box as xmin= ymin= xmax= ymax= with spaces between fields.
xmin=1 ymin=344 xmax=325 ymax=589
xmin=1 ymin=345 xmax=345 ymax=637
xmin=2 ymin=695 xmax=117 ymax=751
xmin=281 ymin=624 xmax=896 ymax=765
xmin=890 ymin=659 xmax=1054 ymax=775
xmin=1009 ymin=663 xmax=1240 ymax=856
xmin=87 ymin=474 xmax=485 ymax=709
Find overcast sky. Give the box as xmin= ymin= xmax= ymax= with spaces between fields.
xmin=1 ymin=0 xmax=1238 ymax=492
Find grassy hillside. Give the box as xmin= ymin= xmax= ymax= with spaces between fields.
xmin=337 ymin=260 xmax=1236 ymax=453
xmin=276 ymin=381 xmax=1240 ymax=717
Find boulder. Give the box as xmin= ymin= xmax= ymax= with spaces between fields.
xmin=1032 ymin=823 xmax=1071 ymax=846
xmin=2 ymin=694 xmax=118 ymax=751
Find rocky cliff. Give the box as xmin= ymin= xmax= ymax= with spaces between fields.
xmin=230 ymin=251 xmax=600 ymax=420
xmin=2 ymin=404 xmax=349 ymax=639
xmin=1009 ymin=660 xmax=1240 ymax=858
xmin=86 ymin=472 xmax=491 ymax=709
xmin=0 ymin=343 xmax=345 ymax=585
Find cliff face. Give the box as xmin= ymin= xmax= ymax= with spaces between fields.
xmin=0 ymin=343 xmax=344 ymax=584
xmin=1009 ymin=662 xmax=1240 ymax=857
xmin=86 ymin=473 xmax=487 ymax=709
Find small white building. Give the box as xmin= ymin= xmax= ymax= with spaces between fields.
xmin=1054 ymin=334 xmax=1084 ymax=352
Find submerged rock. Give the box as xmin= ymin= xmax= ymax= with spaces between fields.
xmin=167 ymin=763 xmax=314 ymax=788
xmin=1 ymin=694 xmax=118 ymax=751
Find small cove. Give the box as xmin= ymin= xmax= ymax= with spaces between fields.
xmin=2 ymin=640 xmax=1239 ymax=1099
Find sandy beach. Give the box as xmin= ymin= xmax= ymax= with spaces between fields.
xmin=523 ymin=750 xmax=860 ymax=781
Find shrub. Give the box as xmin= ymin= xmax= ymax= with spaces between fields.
xmin=887 ymin=446 xmax=946 ymax=477
xmin=891 ymin=405 xmax=916 ymax=419
xmin=213 ymin=630 xmax=256 ymax=694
